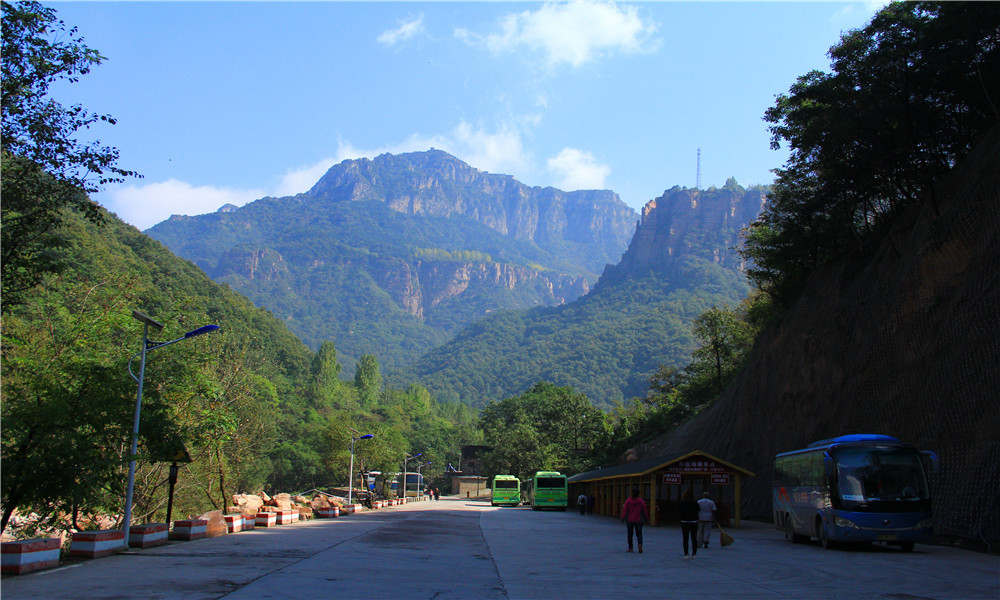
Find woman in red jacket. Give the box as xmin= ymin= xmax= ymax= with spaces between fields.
xmin=621 ymin=487 xmax=649 ymax=553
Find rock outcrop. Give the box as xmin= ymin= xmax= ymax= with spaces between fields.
xmin=594 ymin=184 xmax=765 ymax=289
xmin=307 ymin=150 xmax=637 ymax=261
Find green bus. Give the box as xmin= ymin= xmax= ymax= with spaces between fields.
xmin=491 ymin=475 xmax=521 ymax=506
xmin=527 ymin=471 xmax=568 ymax=511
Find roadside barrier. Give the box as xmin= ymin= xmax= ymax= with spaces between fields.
xmin=71 ymin=530 xmax=124 ymax=558
xmin=1 ymin=538 xmax=61 ymax=575
xmin=129 ymin=523 xmax=169 ymax=548
xmin=275 ymin=510 xmax=296 ymax=525
xmin=171 ymin=519 xmax=207 ymax=541
xmin=223 ymin=515 xmax=242 ymax=533
xmin=3 ymin=498 xmax=382 ymax=575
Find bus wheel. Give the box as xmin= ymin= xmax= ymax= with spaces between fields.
xmin=817 ymin=518 xmax=833 ymax=549
xmin=785 ymin=517 xmax=805 ymax=543
xmin=899 ymin=542 xmax=915 ymax=552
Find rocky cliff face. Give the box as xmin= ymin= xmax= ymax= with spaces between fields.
xmin=594 ymin=184 xmax=765 ymax=289
xmin=307 ymin=150 xmax=637 ymax=271
xmin=367 ymin=257 xmax=588 ymax=319
xmin=638 ymin=128 xmax=1000 ymax=544
xmin=216 ymin=246 xmax=290 ymax=283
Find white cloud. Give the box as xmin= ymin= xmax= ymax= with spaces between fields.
xmin=547 ymin=148 xmax=611 ymax=190
xmin=333 ymin=121 xmax=531 ymax=178
xmin=277 ymin=158 xmax=339 ymax=196
xmin=459 ymin=1 xmax=658 ymax=68
xmin=832 ymin=1 xmax=889 ymax=25
xmin=378 ymin=14 xmax=425 ymax=46
xmin=102 ymin=179 xmax=266 ymax=231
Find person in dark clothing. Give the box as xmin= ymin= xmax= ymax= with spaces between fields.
xmin=587 ymin=493 xmax=595 ymax=514
xmin=679 ymin=490 xmax=700 ymax=559
xmin=621 ymin=487 xmax=649 ymax=553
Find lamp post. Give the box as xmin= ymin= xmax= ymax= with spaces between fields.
xmin=348 ymin=428 xmax=373 ymax=506
xmin=402 ymin=452 xmax=422 ymax=501
xmin=125 ymin=311 xmax=219 ymax=545
xmin=417 ymin=461 xmax=432 ymax=500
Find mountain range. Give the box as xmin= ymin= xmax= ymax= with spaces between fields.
xmin=406 ymin=180 xmax=766 ymax=407
xmin=147 ymin=151 xmax=764 ymax=405
xmin=147 ymin=150 xmax=637 ymax=373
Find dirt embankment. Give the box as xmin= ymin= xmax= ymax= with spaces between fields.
xmin=639 ymin=126 xmax=1000 ymax=545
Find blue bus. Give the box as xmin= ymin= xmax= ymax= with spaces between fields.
xmin=773 ymin=434 xmax=938 ymax=551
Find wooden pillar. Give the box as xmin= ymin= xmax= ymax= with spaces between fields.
xmin=734 ymin=472 xmax=742 ymax=528
xmin=649 ymin=472 xmax=658 ymax=525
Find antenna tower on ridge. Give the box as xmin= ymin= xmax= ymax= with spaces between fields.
xmin=696 ymin=148 xmax=702 ymax=189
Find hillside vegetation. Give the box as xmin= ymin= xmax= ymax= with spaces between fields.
xmin=407 ymin=182 xmax=764 ymax=408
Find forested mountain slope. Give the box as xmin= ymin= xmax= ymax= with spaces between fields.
xmin=407 ymin=182 xmax=766 ymax=408
xmin=639 ymin=126 xmax=1000 ymax=542
xmin=146 ymin=150 xmax=637 ymax=372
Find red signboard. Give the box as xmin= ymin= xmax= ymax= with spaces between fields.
xmin=662 ymin=473 xmax=682 ymax=485
xmin=711 ymin=473 xmax=730 ymax=485
xmin=666 ymin=458 xmax=728 ymax=474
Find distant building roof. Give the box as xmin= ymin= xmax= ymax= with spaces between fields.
xmin=567 ymin=450 xmax=754 ymax=483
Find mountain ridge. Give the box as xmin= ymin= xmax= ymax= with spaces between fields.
xmin=406 ymin=183 xmax=767 ymax=407
xmin=145 ymin=150 xmax=638 ymax=371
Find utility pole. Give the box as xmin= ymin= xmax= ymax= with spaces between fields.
xmin=696 ymin=148 xmax=702 ymax=190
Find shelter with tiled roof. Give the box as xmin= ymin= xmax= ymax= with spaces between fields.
xmin=567 ymin=450 xmax=754 ymax=527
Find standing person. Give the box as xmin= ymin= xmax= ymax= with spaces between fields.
xmin=434 ymin=488 xmax=440 ymax=501
xmin=679 ymin=490 xmax=700 ymax=559
xmin=587 ymin=493 xmax=596 ymax=515
xmin=621 ymin=487 xmax=649 ymax=553
xmin=577 ymin=491 xmax=588 ymax=515
xmin=697 ymin=492 xmax=718 ymax=548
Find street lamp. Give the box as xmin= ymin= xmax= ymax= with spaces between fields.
xmin=124 ymin=311 xmax=219 ymax=545
xmin=348 ymin=428 xmax=374 ymax=506
xmin=402 ymin=452 xmax=422 ymax=501
xmin=417 ymin=461 xmax=432 ymax=500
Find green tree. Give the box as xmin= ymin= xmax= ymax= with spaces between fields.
xmin=1 ymin=1 xmax=139 ymax=308
xmin=744 ymin=1 xmax=1000 ymax=307
xmin=353 ymin=354 xmax=382 ymax=409
xmin=688 ymin=305 xmax=755 ymax=395
xmin=0 ymin=269 xmax=198 ymax=533
xmin=478 ymin=382 xmax=605 ymax=479
xmin=310 ymin=341 xmax=355 ymax=412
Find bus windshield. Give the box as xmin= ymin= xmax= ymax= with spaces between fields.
xmin=834 ymin=448 xmax=930 ymax=509
xmin=494 ymin=480 xmax=518 ymax=489
xmin=536 ymin=477 xmax=564 ymax=488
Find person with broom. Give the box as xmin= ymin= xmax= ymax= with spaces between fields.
xmin=697 ymin=492 xmax=718 ymax=548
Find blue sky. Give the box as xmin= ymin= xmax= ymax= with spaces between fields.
xmin=47 ymin=1 xmax=886 ymax=230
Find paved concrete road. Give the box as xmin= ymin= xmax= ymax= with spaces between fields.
xmin=3 ymin=497 xmax=997 ymax=599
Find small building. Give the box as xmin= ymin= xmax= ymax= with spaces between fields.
xmin=567 ymin=450 xmax=754 ymax=527
xmin=451 ymin=476 xmax=489 ymax=497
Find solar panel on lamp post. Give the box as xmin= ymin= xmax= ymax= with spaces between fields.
xmin=124 ymin=311 xmax=219 ymax=546
xmin=348 ymin=429 xmax=374 ymax=506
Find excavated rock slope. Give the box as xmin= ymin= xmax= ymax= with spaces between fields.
xmin=639 ymin=127 xmax=1000 ymax=544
